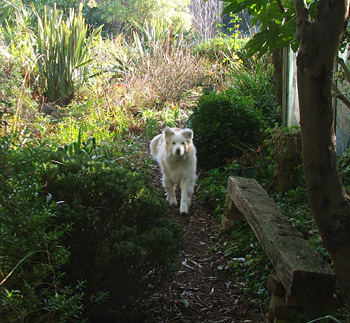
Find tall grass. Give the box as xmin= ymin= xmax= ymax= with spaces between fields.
xmin=33 ymin=4 xmax=101 ymax=105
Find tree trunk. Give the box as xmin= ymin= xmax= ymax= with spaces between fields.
xmin=268 ymin=127 xmax=303 ymax=193
xmin=272 ymin=49 xmax=283 ymax=108
xmin=294 ymin=0 xmax=350 ymax=319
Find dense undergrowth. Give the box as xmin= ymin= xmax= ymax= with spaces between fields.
xmin=1 ymin=2 xmax=349 ymax=321
xmin=0 ymin=135 xmax=185 ymax=321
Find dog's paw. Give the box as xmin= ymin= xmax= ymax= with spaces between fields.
xmin=167 ymin=198 xmax=177 ymax=206
xmin=180 ymin=205 xmax=189 ymax=214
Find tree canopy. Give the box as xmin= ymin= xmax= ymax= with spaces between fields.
xmin=83 ymin=0 xmax=192 ymax=35
xmin=222 ymin=0 xmax=319 ymax=56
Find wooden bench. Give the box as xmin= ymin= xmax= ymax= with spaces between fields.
xmin=223 ymin=176 xmax=337 ymax=322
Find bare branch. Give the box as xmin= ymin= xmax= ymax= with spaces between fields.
xmin=337 ymin=56 xmax=350 ymax=83
xmin=275 ymin=0 xmax=285 ymax=14
xmin=332 ymin=82 xmax=350 ymax=110
xmin=189 ymin=0 xmax=222 ymax=41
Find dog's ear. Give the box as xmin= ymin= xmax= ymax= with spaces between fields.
xmin=164 ymin=126 xmax=175 ymax=138
xmin=181 ymin=129 xmax=193 ymax=141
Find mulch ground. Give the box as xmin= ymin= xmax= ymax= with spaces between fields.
xmin=138 ymin=163 xmax=268 ymax=323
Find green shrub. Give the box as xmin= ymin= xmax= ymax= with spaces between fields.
xmin=0 ymin=52 xmax=22 ymax=105
xmin=0 ymin=136 xmax=85 ymax=323
xmin=39 ymin=155 xmax=184 ymax=315
xmin=227 ymin=54 xmax=281 ymax=126
xmin=193 ymin=37 xmax=246 ymax=62
xmin=0 ymin=136 xmax=184 ymax=321
xmin=188 ymin=90 xmax=266 ymax=170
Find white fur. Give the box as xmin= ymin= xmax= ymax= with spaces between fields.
xmin=150 ymin=126 xmax=197 ymax=214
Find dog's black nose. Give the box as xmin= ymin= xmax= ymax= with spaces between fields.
xmin=176 ymin=148 xmax=181 ymax=155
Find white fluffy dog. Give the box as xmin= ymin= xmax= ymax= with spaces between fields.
xmin=150 ymin=126 xmax=197 ymax=214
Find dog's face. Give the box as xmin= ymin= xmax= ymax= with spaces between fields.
xmin=164 ymin=127 xmax=193 ymax=158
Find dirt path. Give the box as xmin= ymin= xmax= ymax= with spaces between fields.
xmin=140 ymin=164 xmax=267 ymax=322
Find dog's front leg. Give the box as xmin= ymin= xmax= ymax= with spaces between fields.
xmin=163 ymin=176 xmax=177 ymax=205
xmin=179 ymin=180 xmax=193 ymax=214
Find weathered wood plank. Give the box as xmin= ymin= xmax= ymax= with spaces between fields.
xmin=227 ymin=176 xmax=336 ymax=300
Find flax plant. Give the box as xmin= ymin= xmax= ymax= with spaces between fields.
xmin=33 ymin=4 xmax=101 ymax=105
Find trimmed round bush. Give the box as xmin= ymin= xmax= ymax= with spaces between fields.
xmin=188 ymin=90 xmax=266 ymax=170
xmin=39 ymin=155 xmax=184 ymax=316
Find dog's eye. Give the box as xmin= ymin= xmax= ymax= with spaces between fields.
xmin=172 ymin=142 xmax=176 ymax=145
xmin=182 ymin=142 xmax=185 ymax=145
